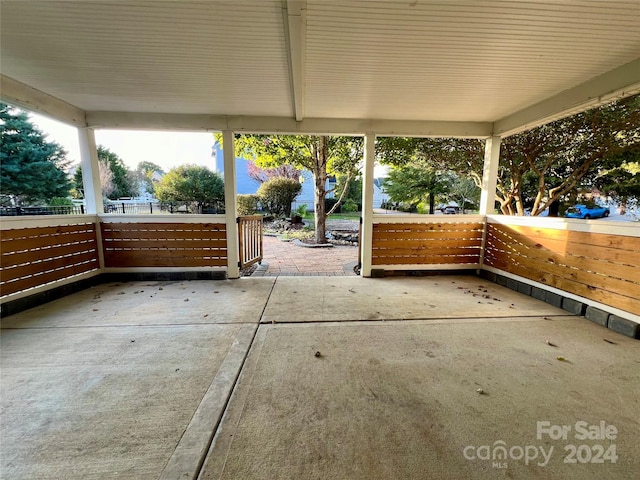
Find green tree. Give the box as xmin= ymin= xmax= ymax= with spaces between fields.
xmin=136 ymin=161 xmax=164 ymax=195
xmin=219 ymin=134 xmax=362 ymax=244
xmin=154 ymin=164 xmax=224 ymax=213
xmin=382 ymin=163 xmax=448 ymax=214
xmin=97 ymin=146 xmax=137 ymax=199
xmin=0 ymin=103 xmax=71 ymax=205
xmin=257 ymin=177 xmax=302 ymax=216
xmin=335 ymin=174 xmax=362 ymax=209
xmin=237 ymin=194 xmax=259 ymax=215
xmin=376 ymin=94 xmax=640 ymax=216
xmin=446 ymin=174 xmax=480 ymax=213
xmin=72 ymin=146 xmax=138 ymax=200
xmin=593 ymin=143 xmax=640 ymax=215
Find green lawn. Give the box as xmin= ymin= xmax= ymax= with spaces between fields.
xmin=303 ymin=212 xmax=361 ymax=221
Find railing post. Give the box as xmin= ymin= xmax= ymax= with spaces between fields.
xmin=223 ymin=130 xmax=240 ymax=279
xmin=360 ymin=133 xmax=375 ymax=277
xmin=77 ymin=127 xmax=104 ymax=214
xmin=479 ymin=136 xmax=501 ymax=215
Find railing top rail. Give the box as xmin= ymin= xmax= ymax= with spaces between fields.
xmin=373 ymin=214 xmax=485 ymax=224
xmin=0 ymin=215 xmax=98 ymax=230
xmin=98 ymin=214 xmax=227 ymax=223
xmin=487 ymin=214 xmax=640 ymax=238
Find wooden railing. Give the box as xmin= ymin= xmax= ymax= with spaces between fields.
xmin=484 ymin=217 xmax=640 ymax=316
xmin=371 ymin=215 xmax=484 ymax=270
xmin=2 ymin=213 xmax=637 ymax=325
xmin=0 ymin=218 xmax=100 ymax=298
xmin=238 ymin=215 xmax=263 ymax=269
xmin=101 ymin=221 xmax=227 ymax=268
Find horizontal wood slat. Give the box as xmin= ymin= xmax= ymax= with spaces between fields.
xmin=486 ymin=229 xmax=636 ymax=299
xmin=485 ymin=224 xmax=640 ymax=315
xmin=4 ymin=251 xmax=99 ymax=281
xmin=104 ymin=252 xmax=227 ymax=268
xmin=374 ymin=245 xmax=481 ymax=257
xmin=373 ymin=255 xmax=481 ymax=265
xmin=101 ymin=222 xmax=226 ymax=230
xmin=2 ymin=223 xmax=97 ymax=239
xmin=2 ymin=237 xmax=98 ymax=266
xmin=486 ymin=253 xmax=640 ymax=315
xmin=101 ymin=222 xmax=227 ymax=268
xmin=1 ymin=223 xmax=99 ymax=297
xmin=2 ymin=261 xmax=99 ymax=298
xmin=499 ymin=224 xmax=639 ymax=251
xmin=101 ymin=228 xmax=226 ymax=241
xmin=487 ymin=225 xmax=640 ymax=285
xmin=374 ymin=222 xmax=483 ymax=233
xmin=372 ymin=229 xmax=482 ymax=241
xmin=372 ymin=221 xmax=484 ymax=266
xmin=102 ymin=239 xmax=228 ymax=250
xmin=489 ymin=224 xmax=640 ymax=267
xmin=374 ymin=238 xmax=482 ymax=249
xmin=1 ymin=229 xmax=97 ymax=253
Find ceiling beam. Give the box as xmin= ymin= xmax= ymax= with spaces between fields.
xmin=493 ymin=58 xmax=640 ymax=137
xmin=282 ymin=0 xmax=306 ymax=122
xmin=0 ymin=75 xmax=86 ymax=127
xmin=85 ymin=111 xmax=492 ymax=138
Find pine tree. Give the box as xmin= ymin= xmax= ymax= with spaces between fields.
xmin=0 ymin=103 xmax=71 ymax=205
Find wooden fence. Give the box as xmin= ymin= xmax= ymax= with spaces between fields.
xmin=0 ymin=222 xmax=100 ymax=298
xmin=101 ymin=222 xmax=227 ymax=268
xmin=3 ymin=214 xmax=638 ymax=323
xmin=484 ymin=220 xmax=640 ymax=315
xmin=371 ymin=216 xmax=484 ymax=269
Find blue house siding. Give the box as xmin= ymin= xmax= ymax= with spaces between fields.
xmin=213 ymin=141 xmax=318 ymax=210
xmin=213 ymin=141 xmax=386 ymax=211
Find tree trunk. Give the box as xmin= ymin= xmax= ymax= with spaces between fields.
xmin=548 ymin=200 xmax=560 ymax=217
xmin=326 ymin=174 xmax=353 ymax=216
xmin=429 ymin=193 xmax=435 ymax=214
xmin=313 ymin=136 xmax=329 ymax=244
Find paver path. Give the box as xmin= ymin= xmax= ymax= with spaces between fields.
xmin=252 ymin=235 xmax=358 ymax=276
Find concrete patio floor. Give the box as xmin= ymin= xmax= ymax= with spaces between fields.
xmin=1 ymin=276 xmax=638 ymax=479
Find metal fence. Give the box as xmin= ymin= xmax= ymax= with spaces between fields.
xmin=0 ymin=205 xmax=85 ymax=216
xmin=103 ymin=202 xmax=159 ymax=214
xmin=1 ymin=201 xmax=226 ymax=216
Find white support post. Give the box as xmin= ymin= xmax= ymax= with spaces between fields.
xmin=479 ymin=136 xmax=501 ymax=215
xmin=360 ymin=133 xmax=375 ymax=277
xmin=223 ymin=130 xmax=240 ymax=279
xmin=77 ymin=127 xmax=103 ymax=214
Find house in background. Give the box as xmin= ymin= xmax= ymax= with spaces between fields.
xmin=212 ymin=140 xmax=386 ymax=212
xmin=211 ymin=140 xmax=316 ymax=210
xmin=134 ymin=170 xmax=164 ymax=202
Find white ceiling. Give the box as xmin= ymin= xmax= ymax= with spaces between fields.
xmin=1 ymin=0 xmax=639 ymax=136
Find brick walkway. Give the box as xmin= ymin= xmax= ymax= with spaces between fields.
xmin=251 ymin=235 xmax=359 ymax=276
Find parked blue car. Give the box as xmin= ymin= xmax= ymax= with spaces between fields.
xmin=565 ymin=204 xmax=610 ymax=219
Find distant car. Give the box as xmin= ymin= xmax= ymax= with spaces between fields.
xmin=443 ymin=207 xmax=457 ymax=214
xmin=565 ymin=204 xmax=610 ymax=219
xmin=103 ymin=203 xmax=118 ymax=213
